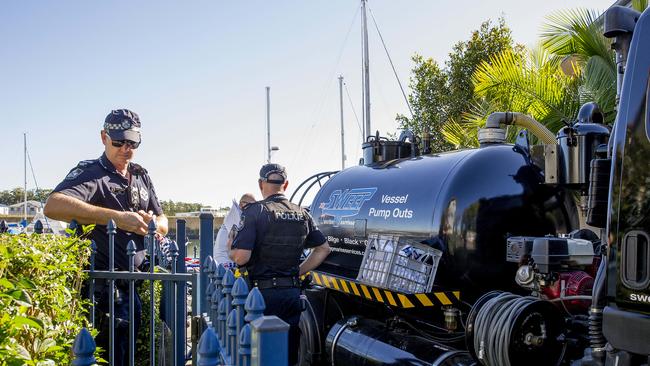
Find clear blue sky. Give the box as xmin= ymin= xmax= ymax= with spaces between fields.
xmin=0 ymin=0 xmax=614 ymax=207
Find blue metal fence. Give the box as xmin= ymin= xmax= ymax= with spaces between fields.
xmin=69 ymin=216 xmax=289 ymax=366
xmin=70 ymin=219 xmax=198 ymax=366
xmin=194 ymin=259 xmax=289 ymax=366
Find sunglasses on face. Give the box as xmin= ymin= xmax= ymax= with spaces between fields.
xmin=111 ymin=139 xmax=141 ymax=149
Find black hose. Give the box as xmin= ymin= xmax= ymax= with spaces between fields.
xmin=473 ymin=293 xmax=537 ymax=366
xmin=588 ymin=253 xmax=608 ymax=355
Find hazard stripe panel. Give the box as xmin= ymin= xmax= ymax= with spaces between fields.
xmin=310 ymin=271 xmax=460 ymax=309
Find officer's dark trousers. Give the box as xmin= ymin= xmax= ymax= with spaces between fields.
xmin=260 ymin=287 xmax=302 ymax=366
xmin=95 ymin=287 xmax=142 ymax=366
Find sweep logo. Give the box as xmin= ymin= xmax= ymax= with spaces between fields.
xmin=319 ymin=187 xmax=377 ymax=226
xmin=630 ymin=293 xmax=650 ymax=304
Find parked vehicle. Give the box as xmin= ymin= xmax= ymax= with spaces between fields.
xmin=295 ymin=6 xmax=650 ymax=366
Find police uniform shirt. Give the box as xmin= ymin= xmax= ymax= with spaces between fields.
xmin=231 ymin=194 xmax=326 ymax=278
xmin=53 ymin=153 xmax=163 ymax=271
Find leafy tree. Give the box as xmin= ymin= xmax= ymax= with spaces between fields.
xmin=397 ymin=18 xmax=517 ymax=151
xmin=443 ymin=45 xmax=583 ymax=147
xmin=396 ymin=55 xmax=450 ymax=152
xmin=0 ymin=188 xmax=52 ymax=206
xmin=159 ymin=200 xmax=203 ymax=216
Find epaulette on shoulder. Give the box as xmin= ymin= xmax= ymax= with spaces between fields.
xmin=129 ymin=162 xmax=148 ymax=175
xmin=77 ymin=159 xmax=98 ymax=168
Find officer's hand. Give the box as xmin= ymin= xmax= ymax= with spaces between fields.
xmin=138 ymin=210 xmax=155 ymax=224
xmin=117 ymin=211 xmax=148 ymax=235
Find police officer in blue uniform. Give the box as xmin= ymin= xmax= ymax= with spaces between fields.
xmin=229 ymin=163 xmax=331 ymax=366
xmin=44 ymin=109 xmax=168 ymax=366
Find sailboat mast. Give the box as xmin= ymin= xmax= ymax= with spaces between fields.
xmin=361 ymin=0 xmax=371 ymax=138
xmin=23 ymin=133 xmax=27 ymax=221
xmin=266 ymin=86 xmax=271 ymax=163
xmin=339 ymin=75 xmax=346 ymax=170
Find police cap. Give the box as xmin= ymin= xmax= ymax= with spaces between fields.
xmin=259 ymin=163 xmax=287 ymax=184
xmin=103 ymin=109 xmax=141 ymax=143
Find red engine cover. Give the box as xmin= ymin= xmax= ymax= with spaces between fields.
xmin=542 ymin=271 xmax=594 ymax=312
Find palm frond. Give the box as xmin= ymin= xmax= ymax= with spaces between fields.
xmin=472 ymin=48 xmax=581 ymax=132
xmin=582 ymin=55 xmax=617 ymax=123
xmin=632 ymin=0 xmax=648 ymax=12
xmin=540 ymin=8 xmax=613 ymax=69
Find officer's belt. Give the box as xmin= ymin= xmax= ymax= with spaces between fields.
xmin=251 ymin=277 xmax=299 ymax=290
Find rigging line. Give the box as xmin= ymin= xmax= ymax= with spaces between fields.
xmin=291 ymin=3 xmax=361 ymax=168
xmin=344 ymin=82 xmax=363 ymax=135
xmin=26 ymin=146 xmax=50 ymax=228
xmin=360 ymin=7 xmax=366 ymax=140
xmin=368 ymin=6 xmax=414 ymax=118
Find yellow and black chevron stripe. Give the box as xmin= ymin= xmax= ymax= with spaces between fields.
xmin=310 ymin=271 xmax=460 ymax=309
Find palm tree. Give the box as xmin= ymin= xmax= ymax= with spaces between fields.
xmin=442 ymin=3 xmax=650 ymax=148
xmin=443 ymin=44 xmax=583 ymax=148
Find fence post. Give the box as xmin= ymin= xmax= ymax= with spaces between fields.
xmin=212 ymin=263 xmax=225 ymax=333
xmin=89 ymin=240 xmax=97 ymax=329
xmin=197 ymin=327 xmax=220 ymax=366
xmin=227 ymin=309 xmax=239 ymax=364
xmin=244 ymin=288 xmax=266 ymax=323
xmin=221 ymin=269 xmax=235 ymax=359
xmin=71 ymin=328 xmax=96 ymax=366
xmin=205 ymin=259 xmax=217 ymax=323
xmin=169 ymin=239 xmax=180 ymax=366
xmin=175 ymin=219 xmax=187 ymax=366
xmin=217 ymin=297 xmax=228 ymax=350
xmin=238 ymin=324 xmax=252 ymax=366
xmin=199 ymin=212 xmax=214 ymax=314
xmin=107 ymin=219 xmax=117 ymax=366
xmin=211 ymin=289 xmax=220 ymax=337
xmin=127 ymin=240 xmax=137 ymax=366
xmin=146 ymin=219 xmax=157 ymax=366
xmin=250 ymin=316 xmax=290 ymax=366
xmin=205 ymin=282 xmax=215 ymax=326
xmin=33 ymin=219 xmax=43 ymax=234
xmin=232 ymin=278 xmax=249 ymax=351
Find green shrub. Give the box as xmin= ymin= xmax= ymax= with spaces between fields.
xmin=136 ymin=274 xmax=172 ymax=366
xmin=0 ymin=231 xmax=92 ymax=365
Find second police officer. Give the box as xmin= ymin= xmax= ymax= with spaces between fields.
xmin=229 ymin=163 xmax=331 ymax=366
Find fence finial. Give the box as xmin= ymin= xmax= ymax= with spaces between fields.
xmin=215 ymin=262 xmax=226 ymax=282
xmin=126 ymin=240 xmax=137 ymax=256
xmin=232 ymin=278 xmax=249 ymax=307
xmin=197 ymin=327 xmax=221 ymax=366
xmin=226 ymin=309 xmax=239 ymax=358
xmin=239 ymin=323 xmax=252 ymax=365
xmin=245 ymin=287 xmax=266 ymax=322
xmin=34 ymin=220 xmax=43 ymax=234
xmin=71 ymin=327 xmax=96 ymax=366
xmin=208 ymin=258 xmax=217 ymax=280
xmin=107 ymin=219 xmax=116 ymax=233
xmin=222 ymin=268 xmax=235 ymax=293
xmin=147 ymin=217 xmax=157 ymax=233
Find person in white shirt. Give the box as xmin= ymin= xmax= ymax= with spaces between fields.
xmin=213 ymin=193 xmax=256 ymax=267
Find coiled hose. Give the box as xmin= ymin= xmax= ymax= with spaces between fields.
xmin=473 ymin=293 xmax=537 ymax=366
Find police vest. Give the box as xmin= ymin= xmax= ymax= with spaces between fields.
xmin=247 ymin=199 xmax=309 ymax=279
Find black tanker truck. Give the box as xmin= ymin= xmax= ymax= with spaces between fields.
xmin=293 ymin=5 xmax=650 ymax=366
